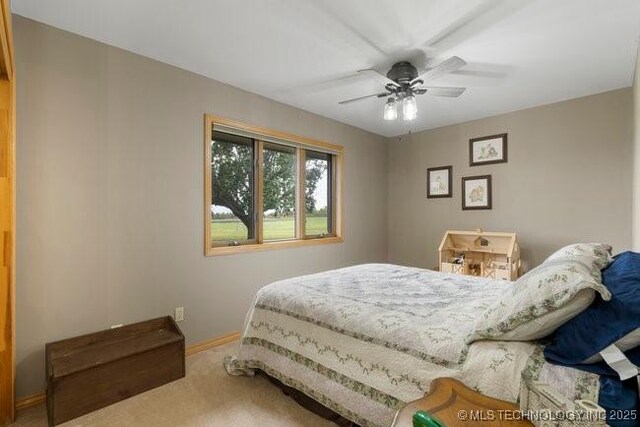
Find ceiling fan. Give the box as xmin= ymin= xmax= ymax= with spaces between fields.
xmin=338 ymin=56 xmax=467 ymax=121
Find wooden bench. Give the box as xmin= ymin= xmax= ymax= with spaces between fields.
xmin=46 ymin=316 xmax=185 ymax=426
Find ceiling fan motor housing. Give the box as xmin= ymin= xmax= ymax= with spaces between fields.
xmin=339 ymin=55 xmax=465 ymax=105
xmin=386 ymin=61 xmax=418 ymax=85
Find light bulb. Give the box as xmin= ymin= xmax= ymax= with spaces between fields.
xmin=383 ymin=98 xmax=397 ymax=120
xmin=402 ymin=95 xmax=417 ymax=121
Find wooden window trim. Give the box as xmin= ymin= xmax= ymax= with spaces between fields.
xmin=204 ymin=115 xmax=344 ymax=256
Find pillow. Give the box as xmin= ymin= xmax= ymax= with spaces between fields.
xmin=544 ymin=242 xmax=613 ymax=268
xmin=544 ymin=251 xmax=640 ymax=365
xmin=466 ymin=243 xmax=612 ymax=344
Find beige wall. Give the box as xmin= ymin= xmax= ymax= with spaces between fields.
xmin=14 ymin=17 xmax=389 ymax=397
xmin=388 ymin=89 xmax=634 ymax=270
xmin=633 ymin=46 xmax=640 ymax=250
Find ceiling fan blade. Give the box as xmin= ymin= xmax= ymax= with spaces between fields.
xmin=357 ymin=68 xmax=399 ymax=88
xmin=422 ymin=1 xmax=533 ymax=53
xmin=338 ymin=92 xmax=389 ymax=105
xmin=412 ymin=56 xmax=466 ymax=84
xmin=423 ymin=86 xmax=466 ymax=97
xmin=450 ymin=69 xmax=507 ymax=79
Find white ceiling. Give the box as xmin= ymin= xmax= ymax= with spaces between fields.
xmin=12 ymin=0 xmax=640 ymax=137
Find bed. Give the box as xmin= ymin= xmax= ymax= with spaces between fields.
xmin=224 ymin=264 xmax=602 ymax=427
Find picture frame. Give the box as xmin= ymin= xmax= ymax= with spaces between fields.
xmin=469 ymin=133 xmax=507 ymax=166
xmin=462 ymin=175 xmax=492 ymax=210
xmin=427 ymin=166 xmax=452 ymax=198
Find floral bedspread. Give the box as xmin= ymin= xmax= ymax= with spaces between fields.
xmin=225 ymin=264 xmax=600 ymax=427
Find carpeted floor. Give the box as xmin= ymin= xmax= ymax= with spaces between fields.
xmin=12 ymin=341 xmax=336 ymax=426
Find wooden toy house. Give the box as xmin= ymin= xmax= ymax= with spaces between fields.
xmin=438 ymin=230 xmax=521 ymax=281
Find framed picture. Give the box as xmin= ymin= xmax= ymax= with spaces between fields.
xmin=469 ymin=133 xmax=507 ymax=166
xmin=427 ymin=166 xmax=452 ymax=198
xmin=462 ymin=175 xmax=492 ymax=210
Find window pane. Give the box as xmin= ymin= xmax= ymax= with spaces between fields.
xmin=305 ymin=151 xmax=332 ymax=236
xmin=210 ymin=131 xmax=255 ymax=244
xmin=263 ymin=143 xmax=296 ymax=241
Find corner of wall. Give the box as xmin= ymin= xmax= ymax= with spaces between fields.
xmin=384 ymin=134 xmax=401 ymax=263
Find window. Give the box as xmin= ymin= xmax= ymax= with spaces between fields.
xmin=305 ymin=150 xmax=332 ymax=237
xmin=205 ymin=115 xmax=343 ymax=255
xmin=210 ymin=132 xmax=256 ymax=244
xmin=263 ymin=143 xmax=297 ymax=241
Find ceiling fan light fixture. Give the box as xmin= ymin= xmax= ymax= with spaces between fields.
xmin=402 ymin=95 xmax=417 ymax=121
xmin=383 ymin=98 xmax=397 ymax=120
xmin=339 ymin=57 xmax=466 ymax=123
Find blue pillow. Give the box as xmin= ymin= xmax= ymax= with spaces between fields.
xmin=544 ymin=251 xmax=640 ymax=367
xmin=599 ymin=376 xmax=640 ymax=427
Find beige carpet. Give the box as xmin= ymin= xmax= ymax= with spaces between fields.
xmin=12 ymin=341 xmax=336 ymax=427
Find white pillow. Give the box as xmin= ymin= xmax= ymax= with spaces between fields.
xmin=466 ymin=243 xmax=612 ymax=344
xmin=545 ymin=243 xmax=612 ymax=270
xmin=486 ymin=289 xmax=596 ymax=341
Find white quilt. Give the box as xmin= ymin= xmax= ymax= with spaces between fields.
xmin=225 ymin=264 xmax=600 ymax=427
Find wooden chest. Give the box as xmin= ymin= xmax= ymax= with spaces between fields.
xmin=46 ymin=316 xmax=185 ymax=426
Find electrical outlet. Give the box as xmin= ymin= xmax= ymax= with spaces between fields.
xmin=174 ymin=307 xmax=184 ymax=322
